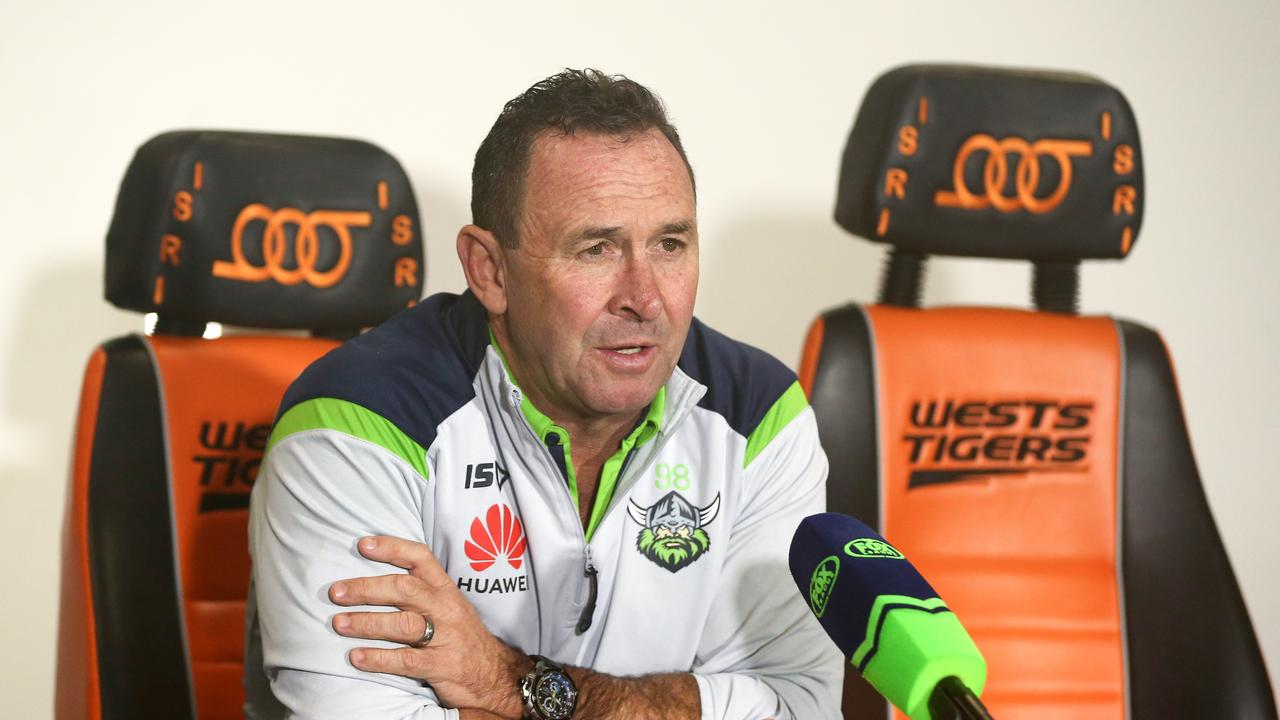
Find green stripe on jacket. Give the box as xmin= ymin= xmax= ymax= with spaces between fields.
xmin=268 ymin=397 xmax=429 ymax=479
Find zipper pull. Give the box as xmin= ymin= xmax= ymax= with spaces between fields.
xmin=576 ymin=549 xmax=598 ymax=635
xmin=544 ymin=432 xmax=571 ymax=486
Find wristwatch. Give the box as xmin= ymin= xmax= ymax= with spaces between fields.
xmin=520 ymin=654 xmax=578 ymax=719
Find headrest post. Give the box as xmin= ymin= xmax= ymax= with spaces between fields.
xmin=311 ymin=328 xmax=360 ymax=342
xmin=1032 ymin=261 xmax=1080 ymax=315
xmin=878 ymin=248 xmax=928 ymax=308
xmin=153 ymin=316 xmax=207 ymax=337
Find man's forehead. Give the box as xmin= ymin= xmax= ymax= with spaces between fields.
xmin=520 ymin=128 xmax=697 ymax=238
xmin=529 ymin=126 xmax=674 ymax=164
xmin=525 ymin=130 xmax=691 ymax=189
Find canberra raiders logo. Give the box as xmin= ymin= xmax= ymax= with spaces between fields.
xmin=627 ymin=491 xmax=721 ymax=573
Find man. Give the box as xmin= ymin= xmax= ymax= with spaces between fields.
xmin=246 ymin=69 xmax=842 ymax=719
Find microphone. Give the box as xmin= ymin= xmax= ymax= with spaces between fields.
xmin=788 ymin=512 xmax=992 ymax=720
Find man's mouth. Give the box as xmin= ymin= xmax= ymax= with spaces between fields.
xmin=600 ymin=344 xmax=658 ymax=369
xmin=603 ymin=342 xmax=654 ymax=353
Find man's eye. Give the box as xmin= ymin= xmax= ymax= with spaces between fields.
xmin=583 ymin=242 xmax=606 ymax=256
xmin=660 ymin=238 xmax=683 ymax=253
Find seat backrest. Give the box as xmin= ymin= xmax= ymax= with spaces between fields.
xmin=799 ymin=65 xmax=1276 ymax=719
xmin=57 ymin=131 xmax=423 ymax=720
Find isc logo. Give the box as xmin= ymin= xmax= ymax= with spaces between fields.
xmin=151 ymin=165 xmax=421 ymax=306
xmin=874 ymin=98 xmax=1139 ymax=254
xmin=212 ymin=205 xmax=374 ymax=288
xmin=934 ymin=135 xmax=1093 ymax=214
xmin=464 ymin=461 xmax=510 ymax=490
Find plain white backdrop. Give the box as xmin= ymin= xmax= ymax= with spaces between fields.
xmin=2 ymin=0 xmax=1277 ymax=715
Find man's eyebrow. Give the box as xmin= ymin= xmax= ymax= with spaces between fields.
xmin=661 ymin=220 xmax=694 ymax=235
xmin=574 ymin=225 xmax=625 ymax=242
xmin=571 ymin=220 xmax=694 ymax=242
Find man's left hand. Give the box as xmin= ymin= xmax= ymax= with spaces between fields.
xmin=330 ymin=536 xmax=530 ymax=719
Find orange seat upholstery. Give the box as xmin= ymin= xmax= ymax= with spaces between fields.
xmin=800 ymin=66 xmax=1276 ymax=719
xmin=56 ymin=131 xmax=423 ymax=719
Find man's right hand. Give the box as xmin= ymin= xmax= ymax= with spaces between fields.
xmin=331 ymin=535 xmax=703 ymax=720
xmin=330 ymin=536 xmax=530 ymax=719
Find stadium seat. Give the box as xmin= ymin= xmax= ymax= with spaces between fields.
xmin=799 ymin=65 xmax=1277 ymax=719
xmin=55 ymin=131 xmax=423 ymax=720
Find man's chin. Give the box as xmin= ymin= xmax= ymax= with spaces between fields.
xmin=581 ymin=357 xmax=672 ymax=411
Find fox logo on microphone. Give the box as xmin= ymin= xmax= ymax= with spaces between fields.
xmin=808 ymin=556 xmax=840 ymax=619
xmin=845 ymin=537 xmax=906 ymax=560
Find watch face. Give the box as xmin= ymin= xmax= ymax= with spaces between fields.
xmin=534 ymin=671 xmax=577 ymax=719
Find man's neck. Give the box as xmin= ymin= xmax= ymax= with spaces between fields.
xmin=552 ymin=412 xmax=638 ymax=533
xmin=516 ymin=380 xmax=644 ymax=483
xmin=489 ymin=321 xmax=647 ymax=480
xmin=493 ymin=327 xmax=647 ymax=531
xmin=556 ymin=413 xmax=643 ymax=475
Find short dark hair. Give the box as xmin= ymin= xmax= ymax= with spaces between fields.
xmin=471 ymin=68 xmax=695 ymax=248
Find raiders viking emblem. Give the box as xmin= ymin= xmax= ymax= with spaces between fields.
xmin=627 ymin=491 xmax=721 ymax=573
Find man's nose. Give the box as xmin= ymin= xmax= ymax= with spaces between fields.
xmin=612 ymin=254 xmax=662 ymax=322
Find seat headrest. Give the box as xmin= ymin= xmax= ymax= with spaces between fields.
xmin=105 ymin=130 xmax=423 ymax=330
xmin=835 ymin=65 xmax=1143 ymax=261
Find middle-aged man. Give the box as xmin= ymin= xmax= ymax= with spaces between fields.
xmin=245 ymin=69 xmax=843 ymax=719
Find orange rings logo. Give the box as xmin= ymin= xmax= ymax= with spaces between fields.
xmin=934 ymin=134 xmax=1093 ymax=214
xmin=211 ymin=204 xmax=373 ymax=288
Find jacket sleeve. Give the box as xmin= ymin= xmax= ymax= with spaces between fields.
xmin=691 ymin=406 xmax=845 ymax=719
xmin=247 ymin=429 xmax=458 ymax=720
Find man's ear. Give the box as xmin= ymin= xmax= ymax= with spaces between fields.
xmin=456 ymin=225 xmax=509 ymax=315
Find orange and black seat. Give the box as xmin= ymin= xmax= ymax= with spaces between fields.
xmin=799 ymin=66 xmax=1276 ymax=719
xmin=56 ymin=131 xmax=423 ymax=720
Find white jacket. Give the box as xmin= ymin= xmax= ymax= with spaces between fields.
xmin=245 ymin=291 xmax=843 ymax=719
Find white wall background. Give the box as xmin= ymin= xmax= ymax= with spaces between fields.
xmin=2 ymin=0 xmax=1277 ymax=714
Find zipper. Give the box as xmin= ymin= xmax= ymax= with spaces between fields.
xmin=576 ymin=546 xmax=598 ymax=634
xmin=567 ymin=428 xmax=680 ymax=636
xmin=506 ymin=386 xmax=599 ymax=636
xmin=544 ymin=432 xmax=570 ymax=488
xmin=507 ymin=386 xmax=582 ymax=527
xmin=502 ymin=380 xmax=694 ymax=637
xmin=543 ymin=429 xmax=598 ymax=634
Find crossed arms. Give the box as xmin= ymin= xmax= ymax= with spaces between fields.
xmin=247 ymin=415 xmax=841 ymax=719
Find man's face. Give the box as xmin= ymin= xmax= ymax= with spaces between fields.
xmin=496 ymin=128 xmax=698 ymax=426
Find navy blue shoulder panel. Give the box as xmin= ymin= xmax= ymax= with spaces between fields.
xmin=276 ymin=291 xmax=490 ymax=450
xmin=677 ymin=317 xmax=798 ymax=437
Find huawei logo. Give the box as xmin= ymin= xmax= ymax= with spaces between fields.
xmin=464 ymin=504 xmax=526 ymax=572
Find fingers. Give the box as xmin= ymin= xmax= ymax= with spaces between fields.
xmin=357 ymin=536 xmax=451 ymax=588
xmin=334 ymin=610 xmax=429 ymax=646
xmin=330 ymin=572 xmax=430 ymax=609
xmin=349 ymin=646 xmax=433 ymax=679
